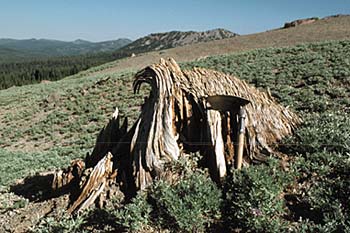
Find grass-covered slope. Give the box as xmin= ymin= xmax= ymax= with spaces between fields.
xmin=185 ymin=40 xmax=350 ymax=113
xmin=0 ymin=39 xmax=349 ymax=232
xmin=89 ymin=15 xmax=350 ymax=76
xmin=0 ymin=70 xmax=145 ymax=188
xmin=184 ymin=39 xmax=350 ymax=232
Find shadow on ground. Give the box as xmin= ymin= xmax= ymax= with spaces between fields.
xmin=10 ymin=173 xmax=69 ymax=202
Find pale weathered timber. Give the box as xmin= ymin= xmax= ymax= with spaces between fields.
xmin=51 ymin=58 xmax=301 ymax=213
xmin=67 ymin=152 xmax=115 ymax=213
xmin=129 ymin=58 xmax=301 ymax=186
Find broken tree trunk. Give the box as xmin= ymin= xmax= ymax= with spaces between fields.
xmin=130 ymin=58 xmax=301 ymax=186
xmin=53 ymin=58 xmax=301 ymax=213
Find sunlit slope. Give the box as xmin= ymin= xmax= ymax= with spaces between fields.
xmin=0 ymin=39 xmax=349 ymax=187
xmin=91 ymin=15 xmax=350 ymax=75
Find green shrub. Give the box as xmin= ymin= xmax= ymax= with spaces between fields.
xmin=283 ymin=112 xmax=350 ymax=155
xmin=114 ymin=193 xmax=152 ymax=232
xmin=223 ymin=159 xmax=295 ymax=232
xmin=149 ymin=171 xmax=222 ymax=232
xmin=292 ymin=152 xmax=350 ymax=232
xmin=112 ymin=164 xmax=221 ymax=232
xmin=32 ymin=213 xmax=87 ymax=233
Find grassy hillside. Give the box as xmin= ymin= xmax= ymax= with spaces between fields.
xmin=92 ymin=15 xmax=350 ymax=76
xmin=0 ymin=39 xmax=349 ymax=231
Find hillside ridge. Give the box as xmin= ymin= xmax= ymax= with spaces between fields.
xmin=0 ymin=38 xmax=132 ymax=60
xmin=119 ymin=28 xmax=238 ymax=54
xmin=90 ymin=15 xmax=350 ymax=76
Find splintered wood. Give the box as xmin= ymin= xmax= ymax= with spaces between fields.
xmin=55 ymin=58 xmax=301 ymax=213
xmin=131 ymin=58 xmax=300 ymax=187
xmin=68 ymin=152 xmax=115 ymax=213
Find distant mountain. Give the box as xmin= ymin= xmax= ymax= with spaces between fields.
xmin=0 ymin=29 xmax=237 ymax=63
xmin=118 ymin=28 xmax=238 ymax=55
xmin=0 ymin=28 xmax=239 ymax=89
xmin=0 ymin=38 xmax=132 ymax=62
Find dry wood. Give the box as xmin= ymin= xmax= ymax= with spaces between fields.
xmin=68 ymin=152 xmax=115 ymax=214
xmin=51 ymin=159 xmax=85 ymax=191
xmin=50 ymin=58 xmax=301 ymax=212
xmin=130 ymin=58 xmax=301 ymax=186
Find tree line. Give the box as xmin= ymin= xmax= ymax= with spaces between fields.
xmin=0 ymin=50 xmax=131 ymax=90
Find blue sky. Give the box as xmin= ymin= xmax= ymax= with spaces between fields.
xmin=0 ymin=0 xmax=349 ymax=41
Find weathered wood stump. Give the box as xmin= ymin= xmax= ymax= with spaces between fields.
xmin=52 ymin=58 xmax=301 ymax=213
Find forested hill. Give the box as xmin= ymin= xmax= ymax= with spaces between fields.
xmin=0 ymin=52 xmax=123 ymax=89
xmin=0 ymin=38 xmax=132 ymax=89
xmin=0 ymin=38 xmax=132 ymax=62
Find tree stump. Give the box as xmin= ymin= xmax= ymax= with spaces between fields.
xmin=52 ymin=58 xmax=301 ymax=213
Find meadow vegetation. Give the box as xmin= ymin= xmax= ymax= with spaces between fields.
xmin=1 ymin=39 xmax=349 ymax=232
